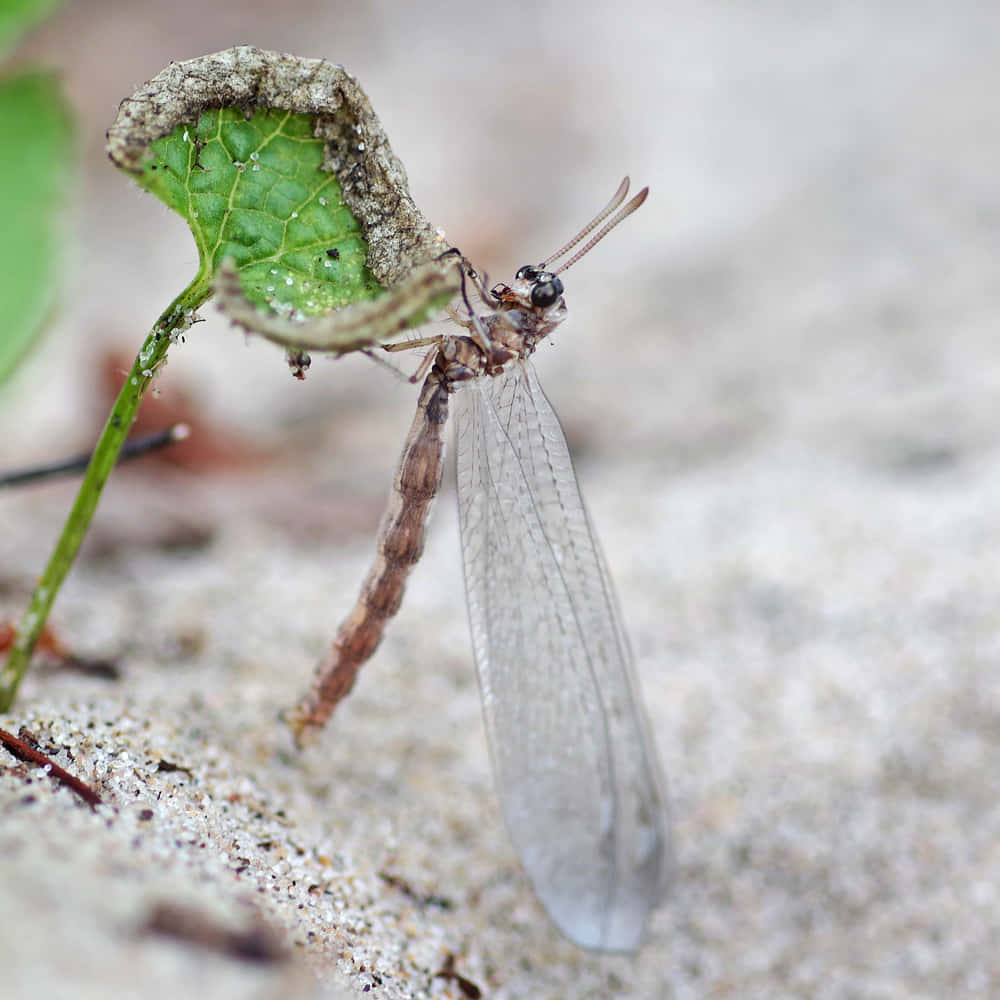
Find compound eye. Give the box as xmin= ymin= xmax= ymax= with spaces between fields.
xmin=530 ymin=277 xmax=564 ymax=308
xmin=516 ymin=265 xmax=540 ymax=282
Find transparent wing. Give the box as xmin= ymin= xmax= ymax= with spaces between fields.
xmin=455 ymin=361 xmax=670 ymax=952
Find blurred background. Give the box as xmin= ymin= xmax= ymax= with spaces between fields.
xmin=2 ymin=2 xmax=999 ymax=998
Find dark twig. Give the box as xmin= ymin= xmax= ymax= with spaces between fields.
xmin=0 ymin=621 xmax=120 ymax=680
xmin=378 ymin=870 xmax=453 ymax=910
xmin=0 ymin=423 xmax=190 ymax=489
xmin=433 ymin=953 xmax=483 ymax=999
xmin=0 ymin=725 xmax=102 ymax=807
xmin=140 ymin=901 xmax=287 ymax=964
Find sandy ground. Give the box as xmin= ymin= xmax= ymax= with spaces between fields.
xmin=2 ymin=2 xmax=999 ymax=997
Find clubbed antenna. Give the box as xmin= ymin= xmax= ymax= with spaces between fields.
xmin=551 ymin=184 xmax=648 ymax=275
xmin=541 ymin=176 xmax=633 ymax=268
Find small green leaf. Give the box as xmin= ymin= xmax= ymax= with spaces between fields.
xmin=134 ymin=107 xmax=383 ymax=319
xmin=0 ymin=71 xmax=73 ymax=383
xmin=0 ymin=0 xmax=62 ymax=59
xmin=105 ymin=48 xmax=459 ymax=353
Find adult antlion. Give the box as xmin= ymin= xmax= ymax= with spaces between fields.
xmin=222 ymin=175 xmax=670 ymax=952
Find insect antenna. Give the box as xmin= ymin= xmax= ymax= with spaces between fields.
xmin=540 ymin=176 xmax=646 ymax=275
xmin=540 ymin=177 xmax=632 ymax=267
xmin=550 ymin=184 xmax=648 ymax=275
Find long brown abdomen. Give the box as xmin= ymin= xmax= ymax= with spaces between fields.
xmin=289 ymin=370 xmax=450 ymax=745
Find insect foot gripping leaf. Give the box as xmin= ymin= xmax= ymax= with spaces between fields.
xmin=106 ymin=46 xmax=461 ymax=361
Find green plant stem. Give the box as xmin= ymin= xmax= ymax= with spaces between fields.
xmin=0 ymin=272 xmax=212 ymax=711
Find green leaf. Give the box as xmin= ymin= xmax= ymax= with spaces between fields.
xmin=105 ymin=49 xmax=461 ymax=355
xmin=0 ymin=71 xmax=73 ymax=383
xmin=3 ymin=48 xmax=462 ymax=710
xmin=135 ymin=107 xmax=383 ymax=319
xmin=0 ymin=0 xmax=62 ymax=59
